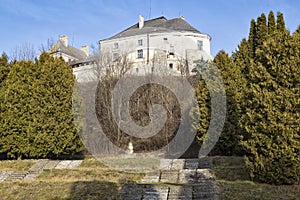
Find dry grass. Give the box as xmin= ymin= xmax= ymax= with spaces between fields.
xmin=213 ymin=156 xmax=300 ymax=199
xmin=0 ymin=159 xmax=37 ymax=171
xmin=0 ymin=157 xmax=143 ymax=200
xmin=0 ymin=156 xmax=299 ymax=199
xmin=218 ymin=180 xmax=300 ymax=200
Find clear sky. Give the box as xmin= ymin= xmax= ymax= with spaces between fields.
xmin=1 ymin=0 xmax=299 ymax=57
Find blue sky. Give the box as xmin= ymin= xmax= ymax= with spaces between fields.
xmin=1 ymin=0 xmax=299 ymax=57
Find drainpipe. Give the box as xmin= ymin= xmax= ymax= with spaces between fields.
xmin=147 ymin=34 xmax=149 ymax=64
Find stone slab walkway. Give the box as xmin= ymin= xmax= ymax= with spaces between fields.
xmin=120 ymin=158 xmax=219 ymax=200
xmin=0 ymin=159 xmax=83 ymax=182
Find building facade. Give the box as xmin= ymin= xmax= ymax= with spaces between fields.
xmin=100 ymin=16 xmax=212 ymax=75
xmin=50 ymin=16 xmax=212 ymax=81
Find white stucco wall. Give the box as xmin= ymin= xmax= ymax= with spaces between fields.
xmin=100 ymin=31 xmax=211 ymax=75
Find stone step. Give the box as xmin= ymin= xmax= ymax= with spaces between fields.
xmin=160 ymin=170 xmax=179 ymax=183
xmin=119 ymin=184 xmax=144 ymax=200
xmin=23 ymin=171 xmax=42 ymax=180
xmin=0 ymin=171 xmax=13 ymax=182
xmin=168 ymin=186 xmax=193 ymax=200
xmin=43 ymin=160 xmax=61 ymax=169
xmin=142 ymin=185 xmax=169 ymax=200
xmin=28 ymin=159 xmax=49 ymax=172
xmin=5 ymin=171 xmax=28 ymax=182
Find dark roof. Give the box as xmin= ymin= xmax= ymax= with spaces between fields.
xmin=102 ymin=16 xmax=202 ymax=41
xmin=49 ymin=40 xmax=87 ymax=60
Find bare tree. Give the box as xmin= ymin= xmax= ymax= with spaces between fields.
xmin=39 ymin=38 xmax=55 ymax=53
xmin=10 ymin=42 xmax=37 ymax=61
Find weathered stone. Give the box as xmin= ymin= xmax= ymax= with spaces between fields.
xmin=198 ymin=157 xmax=212 ymax=169
xmin=184 ymin=159 xmax=199 ymax=169
xmin=0 ymin=171 xmax=13 ymax=182
xmin=160 ymin=170 xmax=178 ymax=183
xmin=28 ymin=159 xmax=49 ymax=171
xmin=168 ymin=185 xmax=193 ymax=199
xmin=141 ymin=171 xmax=160 ymax=183
xmin=55 ymin=160 xmax=72 ymax=169
xmin=119 ymin=184 xmax=144 ymax=200
xmin=178 ymin=169 xmax=197 ymax=184
xmin=23 ymin=171 xmax=41 ymax=180
xmin=5 ymin=171 xmax=28 ymax=182
xmin=170 ymin=159 xmax=185 ymax=170
xmin=67 ymin=160 xmax=83 ymax=169
xmin=159 ymin=159 xmax=172 ymax=170
xmin=43 ymin=160 xmax=60 ymax=169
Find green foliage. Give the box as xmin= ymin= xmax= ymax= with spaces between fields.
xmin=267 ymin=11 xmax=276 ymax=35
xmin=211 ymin=51 xmax=246 ymax=155
xmin=209 ymin=11 xmax=299 ymax=185
xmin=0 ymin=53 xmax=10 ymax=87
xmin=276 ymin=12 xmax=286 ymax=32
xmin=0 ymin=53 xmax=84 ymax=159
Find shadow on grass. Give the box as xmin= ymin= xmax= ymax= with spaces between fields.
xmin=69 ymin=180 xmax=119 ymax=200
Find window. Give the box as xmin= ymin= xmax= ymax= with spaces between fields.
xmin=169 ymin=63 xmax=173 ymax=69
xmin=163 ymin=37 xmax=168 ymax=41
xmin=137 ymin=49 xmax=143 ymax=58
xmin=136 ymin=68 xmax=139 ymax=73
xmin=169 ymin=46 xmax=175 ymax=56
xmin=138 ymin=39 xmax=143 ymax=46
xmin=113 ymin=52 xmax=119 ymax=61
xmin=197 ymin=40 xmax=203 ymax=51
xmin=114 ymin=42 xmax=119 ymax=49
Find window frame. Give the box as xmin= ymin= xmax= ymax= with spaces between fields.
xmin=138 ymin=39 xmax=143 ymax=46
xmin=137 ymin=49 xmax=143 ymax=58
xmin=114 ymin=42 xmax=119 ymax=49
xmin=197 ymin=40 xmax=203 ymax=51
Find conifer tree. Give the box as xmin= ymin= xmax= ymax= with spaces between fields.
xmin=276 ymin=12 xmax=286 ymax=32
xmin=0 ymin=53 xmax=84 ymax=159
xmin=212 ymin=51 xmax=246 ymax=155
xmin=248 ymin=19 xmax=256 ymax=58
xmin=0 ymin=53 xmax=10 ymax=86
xmin=255 ymin=13 xmax=268 ymax=48
xmin=239 ymin=12 xmax=300 ymax=184
xmin=267 ymin=11 xmax=276 ymax=35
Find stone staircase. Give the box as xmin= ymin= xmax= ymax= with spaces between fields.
xmin=120 ymin=157 xmax=219 ymax=200
xmin=0 ymin=159 xmax=83 ymax=182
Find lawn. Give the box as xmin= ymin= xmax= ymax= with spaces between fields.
xmin=0 ymin=156 xmax=299 ymax=199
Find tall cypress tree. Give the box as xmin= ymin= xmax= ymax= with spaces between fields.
xmin=256 ymin=13 xmax=268 ymax=49
xmin=212 ymin=51 xmax=246 ymax=155
xmin=239 ymin=12 xmax=300 ymax=184
xmin=267 ymin=11 xmax=276 ymax=35
xmin=276 ymin=12 xmax=286 ymax=32
xmin=0 ymin=53 xmax=84 ymax=159
xmin=0 ymin=53 xmax=10 ymax=87
xmin=248 ymin=19 xmax=257 ymax=58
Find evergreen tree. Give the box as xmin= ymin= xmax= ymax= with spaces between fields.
xmin=248 ymin=19 xmax=257 ymax=58
xmin=0 ymin=53 xmax=10 ymax=87
xmin=212 ymin=51 xmax=246 ymax=155
xmin=239 ymin=12 xmax=300 ymax=184
xmin=256 ymin=13 xmax=268 ymax=49
xmin=276 ymin=12 xmax=286 ymax=32
xmin=213 ymin=11 xmax=299 ymax=184
xmin=267 ymin=11 xmax=276 ymax=35
xmin=0 ymin=53 xmax=84 ymax=159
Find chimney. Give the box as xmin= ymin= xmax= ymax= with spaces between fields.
xmin=59 ymin=35 xmax=68 ymax=47
xmin=81 ymin=45 xmax=89 ymax=56
xmin=139 ymin=15 xmax=144 ymax=29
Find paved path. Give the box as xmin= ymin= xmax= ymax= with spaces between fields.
xmin=0 ymin=159 xmax=83 ymax=182
xmin=120 ymin=157 xmax=219 ymax=200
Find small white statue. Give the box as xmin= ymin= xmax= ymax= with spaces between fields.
xmin=127 ymin=142 xmax=134 ymax=154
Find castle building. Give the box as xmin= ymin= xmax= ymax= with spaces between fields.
xmin=50 ymin=16 xmax=212 ymax=81
xmin=100 ymin=15 xmax=212 ymax=75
